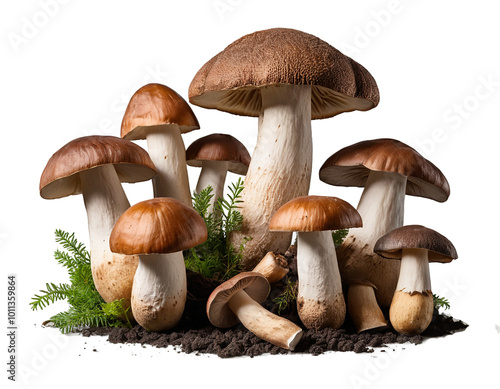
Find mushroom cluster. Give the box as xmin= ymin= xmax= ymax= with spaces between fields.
xmin=39 ymin=27 xmax=460 ymax=351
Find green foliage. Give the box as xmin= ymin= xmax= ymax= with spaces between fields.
xmin=272 ymin=278 xmax=298 ymax=315
xmin=185 ymin=178 xmax=248 ymax=281
xmin=433 ymin=294 xmax=451 ymax=311
xmin=31 ymin=230 xmax=131 ymax=333
xmin=332 ymin=229 xmax=349 ymax=248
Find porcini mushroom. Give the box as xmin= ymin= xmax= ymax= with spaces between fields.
xmin=186 ymin=133 xmax=250 ymax=213
xmin=206 ymin=272 xmax=302 ymax=350
xmin=346 ymin=279 xmax=388 ymax=333
xmin=252 ymin=251 xmax=289 ymax=284
xmin=189 ymin=27 xmax=379 ymax=268
xmin=269 ymin=195 xmax=362 ymax=329
xmin=319 ymin=138 xmax=450 ymax=307
xmin=121 ymin=83 xmax=200 ymax=206
xmin=374 ymin=225 xmax=457 ymax=335
xmin=109 ymin=198 xmax=207 ymax=332
xmin=39 ymin=136 xmax=156 ymax=307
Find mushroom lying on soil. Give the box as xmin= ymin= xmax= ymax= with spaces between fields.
xmin=189 ymin=27 xmax=379 ymax=268
xmin=39 ymin=135 xmax=156 ymax=308
xmin=121 ymin=83 xmax=199 ymax=206
xmin=186 ymin=133 xmax=250 ymax=213
xmin=269 ymin=195 xmax=362 ymax=329
xmin=109 ymin=198 xmax=207 ymax=332
xmin=207 ymin=272 xmax=303 ymax=350
xmin=346 ymin=279 xmax=388 ymax=333
xmin=319 ymin=138 xmax=450 ymax=307
xmin=374 ymin=225 xmax=458 ymax=335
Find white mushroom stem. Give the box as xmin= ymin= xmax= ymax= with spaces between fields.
xmin=227 ymin=289 xmax=303 ymax=350
xmin=195 ymin=160 xmax=229 ymax=214
xmin=80 ymin=164 xmax=138 ymax=306
xmin=390 ymin=248 xmax=433 ymax=335
xmin=230 ymin=84 xmax=312 ymax=268
xmin=339 ymin=170 xmax=407 ymax=307
xmin=252 ymin=251 xmax=289 ymax=284
xmin=131 ymin=252 xmax=187 ymax=332
xmin=146 ymin=126 xmax=192 ymax=206
xmin=296 ymin=230 xmax=345 ymax=329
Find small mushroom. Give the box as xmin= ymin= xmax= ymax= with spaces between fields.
xmin=121 ymin=83 xmax=200 ymax=206
xmin=252 ymin=252 xmax=289 ymax=284
xmin=269 ymin=195 xmax=362 ymax=329
xmin=109 ymin=198 xmax=207 ymax=331
xmin=374 ymin=225 xmax=458 ymax=335
xmin=186 ymin=133 xmax=250 ymax=213
xmin=319 ymin=138 xmax=450 ymax=307
xmin=39 ymin=136 xmax=156 ymax=308
xmin=346 ymin=279 xmax=388 ymax=334
xmin=189 ymin=28 xmax=379 ymax=268
xmin=207 ymin=272 xmax=303 ymax=350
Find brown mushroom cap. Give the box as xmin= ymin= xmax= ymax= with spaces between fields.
xmin=39 ymin=135 xmax=157 ymax=199
xmin=109 ymin=197 xmax=207 ymax=255
xmin=319 ymin=138 xmax=450 ymax=202
xmin=374 ymin=225 xmax=458 ymax=263
xmin=206 ymin=272 xmax=270 ymax=328
xmin=189 ymin=28 xmax=379 ymax=119
xmin=121 ymin=83 xmax=200 ymax=140
xmin=269 ymin=195 xmax=362 ymax=232
xmin=186 ymin=133 xmax=251 ymax=175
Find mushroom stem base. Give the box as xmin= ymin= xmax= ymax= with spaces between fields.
xmin=228 ymin=289 xmax=303 ymax=350
xmin=390 ymin=290 xmax=433 ymax=335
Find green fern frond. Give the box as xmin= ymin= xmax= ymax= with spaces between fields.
xmin=31 ymin=282 xmax=73 ymax=310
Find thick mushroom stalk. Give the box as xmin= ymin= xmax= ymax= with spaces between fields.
xmin=390 ymin=248 xmax=433 ymax=335
xmin=132 ymin=253 xmax=187 ymax=332
xmin=347 ymin=280 xmax=388 ymax=333
xmin=146 ymin=126 xmax=192 ymax=206
xmin=80 ymin=165 xmax=138 ymax=307
xmin=338 ymin=170 xmax=407 ymax=306
xmin=252 ymin=252 xmax=289 ymax=284
xmin=296 ymin=230 xmax=345 ymax=329
xmin=195 ymin=160 xmax=229 ymax=213
xmin=231 ymin=85 xmax=313 ymax=267
xmin=227 ymin=289 xmax=303 ymax=350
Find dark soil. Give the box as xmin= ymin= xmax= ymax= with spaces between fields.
xmin=81 ymin=246 xmax=468 ymax=358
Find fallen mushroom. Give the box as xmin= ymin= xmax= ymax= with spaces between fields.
xmin=109 ymin=198 xmax=207 ymax=331
xmin=346 ymin=279 xmax=388 ymax=334
xmin=39 ymin=135 xmax=156 ymax=309
xmin=252 ymin=251 xmax=289 ymax=284
xmin=206 ymin=272 xmax=303 ymax=350
xmin=189 ymin=28 xmax=379 ymax=268
xmin=269 ymin=195 xmax=362 ymax=329
xmin=121 ymin=83 xmax=200 ymax=206
xmin=186 ymin=133 xmax=250 ymax=213
xmin=374 ymin=225 xmax=458 ymax=335
xmin=319 ymin=138 xmax=450 ymax=307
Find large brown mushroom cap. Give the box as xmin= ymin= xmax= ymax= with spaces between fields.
xmin=374 ymin=225 xmax=458 ymax=263
xmin=109 ymin=197 xmax=207 ymax=255
xmin=189 ymin=28 xmax=379 ymax=119
xmin=121 ymin=83 xmax=200 ymax=140
xmin=319 ymin=138 xmax=450 ymax=202
xmin=269 ymin=195 xmax=362 ymax=232
xmin=39 ymin=135 xmax=157 ymax=199
xmin=186 ymin=133 xmax=251 ymax=175
xmin=206 ymin=272 xmax=270 ymax=328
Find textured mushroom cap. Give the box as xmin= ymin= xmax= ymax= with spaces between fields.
xmin=269 ymin=195 xmax=362 ymax=232
xmin=109 ymin=197 xmax=207 ymax=255
xmin=121 ymin=83 xmax=200 ymax=140
xmin=39 ymin=135 xmax=157 ymax=199
xmin=374 ymin=225 xmax=458 ymax=263
xmin=207 ymin=272 xmax=270 ymax=328
xmin=189 ymin=28 xmax=379 ymax=119
xmin=186 ymin=133 xmax=251 ymax=175
xmin=319 ymin=138 xmax=450 ymax=202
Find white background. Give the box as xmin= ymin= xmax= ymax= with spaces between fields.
xmin=1 ymin=0 xmax=499 ymax=388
